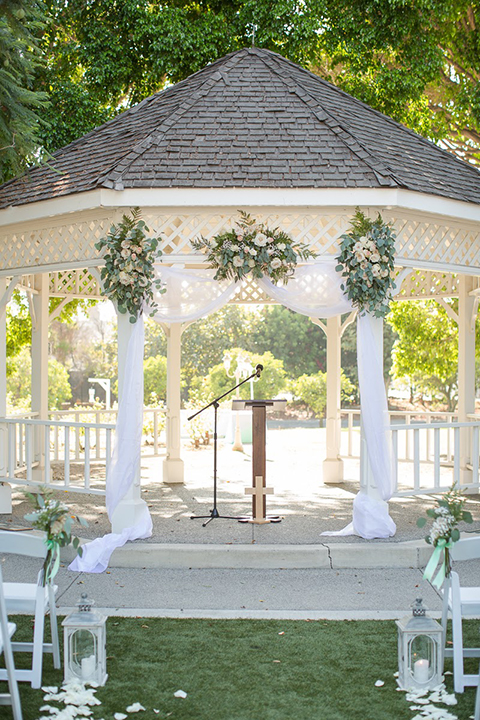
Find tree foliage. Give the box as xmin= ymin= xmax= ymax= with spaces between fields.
xmin=5 ymin=0 xmax=480 ymax=171
xmin=387 ymin=300 xmax=459 ymax=409
xmin=204 ymin=349 xmax=287 ymax=403
xmin=0 ymin=0 xmax=48 ymax=180
xmin=293 ymin=370 xmax=355 ymax=420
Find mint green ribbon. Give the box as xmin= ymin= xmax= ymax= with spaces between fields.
xmin=423 ymin=538 xmax=453 ymax=589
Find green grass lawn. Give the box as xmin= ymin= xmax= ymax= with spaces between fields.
xmin=3 ymin=616 xmax=479 ymax=720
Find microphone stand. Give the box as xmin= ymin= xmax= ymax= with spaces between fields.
xmin=189 ymin=366 xmax=262 ymax=527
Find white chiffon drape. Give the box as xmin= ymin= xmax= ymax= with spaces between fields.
xmin=70 ymin=261 xmax=395 ymax=574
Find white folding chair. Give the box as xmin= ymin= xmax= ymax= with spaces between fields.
xmin=0 ymin=530 xmax=60 ymax=689
xmin=0 ymin=565 xmax=22 ymax=720
xmin=441 ymin=535 xmax=480 ymax=693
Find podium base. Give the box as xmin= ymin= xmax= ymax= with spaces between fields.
xmin=238 ymin=516 xmax=282 ymax=524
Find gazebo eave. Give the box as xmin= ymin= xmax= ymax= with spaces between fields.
xmin=2 ymin=186 xmax=480 ymax=229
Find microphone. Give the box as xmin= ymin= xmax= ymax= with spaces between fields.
xmin=255 ymin=363 xmax=263 ymax=377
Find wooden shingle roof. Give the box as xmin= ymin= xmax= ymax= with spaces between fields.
xmin=2 ymin=46 xmax=480 ymax=208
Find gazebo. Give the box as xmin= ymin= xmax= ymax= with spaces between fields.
xmin=0 ymin=46 xmax=479 ymax=538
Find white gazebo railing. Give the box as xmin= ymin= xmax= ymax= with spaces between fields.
xmin=341 ymin=409 xmax=458 ymax=464
xmin=0 ymin=407 xmax=166 ymax=496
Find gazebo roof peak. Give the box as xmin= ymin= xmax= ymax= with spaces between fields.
xmin=2 ymin=45 xmax=480 ymax=209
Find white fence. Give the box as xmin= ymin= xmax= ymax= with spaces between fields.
xmin=0 ymin=407 xmax=166 ymax=496
xmin=342 ymin=409 xmax=480 ymax=496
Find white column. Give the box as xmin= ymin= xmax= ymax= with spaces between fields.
xmin=163 ymin=323 xmax=184 ymax=484
xmin=323 ymin=316 xmax=344 ymax=484
xmin=31 ymin=273 xmax=49 ymax=482
xmin=110 ymin=311 xmax=149 ymax=533
xmin=0 ymin=277 xmax=11 ymax=512
xmin=457 ymin=275 xmax=476 ymax=486
xmin=360 ymin=316 xmax=388 ymax=503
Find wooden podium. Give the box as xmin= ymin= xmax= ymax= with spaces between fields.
xmin=232 ymin=399 xmax=286 ymax=524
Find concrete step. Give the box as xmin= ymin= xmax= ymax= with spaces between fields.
xmin=62 ymin=539 xmax=432 ymax=570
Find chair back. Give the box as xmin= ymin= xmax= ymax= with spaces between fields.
xmin=0 ymin=531 xmax=47 ymax=560
xmin=451 ymin=535 xmax=480 ymax=563
xmin=0 ymin=565 xmax=10 ymax=642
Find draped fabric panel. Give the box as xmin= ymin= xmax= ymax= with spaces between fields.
xmin=70 ymin=261 xmax=396 ymax=574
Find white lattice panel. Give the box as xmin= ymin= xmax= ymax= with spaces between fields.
xmin=143 ymin=210 xmax=351 ymax=258
xmin=396 ymin=270 xmax=459 ymax=299
xmin=390 ymin=215 xmax=480 ymax=268
xmin=0 ymin=210 xmax=121 ymax=273
xmin=231 ymin=277 xmax=275 ymax=304
xmin=1 ymin=207 xmax=480 ymax=278
xmin=49 ymin=269 xmax=103 ymax=298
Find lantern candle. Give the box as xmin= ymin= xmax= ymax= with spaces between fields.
xmin=414 ymin=659 xmax=429 ymax=683
xmin=81 ymin=654 xmax=96 ymax=680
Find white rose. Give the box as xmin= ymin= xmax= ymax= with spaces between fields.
xmin=371 ymin=264 xmax=381 ymax=277
xmin=277 ymin=243 xmax=286 ymax=251
xmin=267 ymin=236 xmax=275 ymax=243
xmin=361 ymin=261 xmax=368 ymax=269
xmin=233 ymin=256 xmax=244 ymax=267
xmin=370 ymin=252 xmax=380 ymax=263
xmin=355 ymin=251 xmax=365 ymax=262
xmin=248 ymin=259 xmax=256 ymax=267
xmin=381 ymin=255 xmax=389 ymax=263
xmin=249 ymin=248 xmax=257 ymax=256
xmin=231 ymin=244 xmax=239 ymax=251
xmin=51 ymin=517 xmax=66 ymax=535
xmin=270 ymin=258 xmax=282 ymax=269
xmin=255 ymin=233 xmax=268 ymax=247
xmin=267 ymin=248 xmax=275 ymax=255
xmin=118 ymin=271 xmax=131 ymax=285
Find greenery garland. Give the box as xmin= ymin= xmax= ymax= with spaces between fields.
xmin=192 ymin=211 xmax=317 ymax=284
xmin=336 ymin=209 xmax=397 ymax=318
xmin=95 ymin=208 xmax=164 ymax=322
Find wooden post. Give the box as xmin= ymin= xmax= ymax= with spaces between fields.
xmin=458 ymin=275 xmax=476 ymax=486
xmin=163 ymin=323 xmax=184 ymax=484
xmin=110 ymin=311 xmax=149 ymax=534
xmin=31 ymin=273 xmax=49 ymax=483
xmin=0 ymin=277 xmax=10 ymax=512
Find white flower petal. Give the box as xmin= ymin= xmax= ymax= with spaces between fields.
xmin=42 ymin=687 xmax=59 ymax=694
xmin=374 ymin=680 xmax=384 ymax=687
xmin=174 ymin=690 xmax=187 ymax=699
xmin=126 ymin=703 xmax=145 ymax=713
xmin=114 ymin=714 xmax=127 ymax=720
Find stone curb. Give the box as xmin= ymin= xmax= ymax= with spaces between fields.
xmin=61 ymin=539 xmax=433 ymax=570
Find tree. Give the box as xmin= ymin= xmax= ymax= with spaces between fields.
xmin=0 ymin=0 xmax=48 ymax=181
xmin=204 ymin=349 xmax=287 ymax=403
xmin=293 ymin=370 xmax=355 ymax=421
xmin=143 ymin=355 xmax=167 ymax=405
xmin=250 ymin=306 xmax=326 ymax=378
xmin=7 ymin=346 xmax=71 ymax=409
xmin=32 ymin=0 xmax=480 ymax=164
xmin=387 ymin=300 xmax=459 ymax=410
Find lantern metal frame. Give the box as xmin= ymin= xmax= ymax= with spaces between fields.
xmin=396 ymin=598 xmax=444 ymax=692
xmin=62 ymin=593 xmax=108 ymax=686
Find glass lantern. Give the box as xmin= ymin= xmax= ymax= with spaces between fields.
xmin=396 ymin=598 xmax=444 ymax=692
xmin=62 ymin=593 xmax=108 ymax=686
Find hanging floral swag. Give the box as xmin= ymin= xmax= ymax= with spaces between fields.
xmin=336 ymin=208 xmax=396 ymax=318
xmin=418 ymin=485 xmax=473 ymax=588
xmin=95 ymin=208 xmax=164 ymax=323
xmin=192 ymin=211 xmax=317 ymax=284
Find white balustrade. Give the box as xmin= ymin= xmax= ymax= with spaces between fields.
xmin=0 ymin=406 xmax=166 ymax=496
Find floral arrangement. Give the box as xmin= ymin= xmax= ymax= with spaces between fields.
xmin=417 ymin=485 xmax=473 ymax=588
xmin=335 ymin=208 xmax=396 ymax=317
xmin=24 ymin=489 xmax=88 ymax=585
xmin=192 ymin=211 xmax=316 ymax=284
xmin=95 ymin=208 xmax=164 ymax=323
